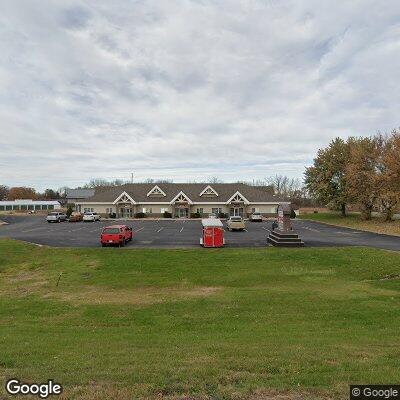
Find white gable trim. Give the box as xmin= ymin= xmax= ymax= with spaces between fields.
xmin=147 ymin=185 xmax=166 ymax=197
xmin=113 ymin=191 xmax=136 ymax=205
xmin=199 ymin=185 xmax=219 ymax=197
xmin=226 ymin=191 xmax=250 ymax=205
xmin=170 ymin=191 xmax=193 ymax=205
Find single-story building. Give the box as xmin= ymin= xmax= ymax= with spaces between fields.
xmin=0 ymin=199 xmax=61 ymax=212
xmin=76 ymin=183 xmax=285 ymax=218
xmin=66 ymin=188 xmax=95 ymax=204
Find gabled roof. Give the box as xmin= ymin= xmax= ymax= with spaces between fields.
xmin=80 ymin=183 xmax=284 ymax=204
xmin=147 ymin=185 xmax=166 ymax=197
xmin=113 ymin=191 xmax=136 ymax=204
xmin=226 ymin=191 xmax=250 ymax=204
xmin=199 ymin=185 xmax=218 ymax=197
xmin=170 ymin=191 xmax=193 ymax=204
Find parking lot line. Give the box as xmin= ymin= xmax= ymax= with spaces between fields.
xmin=136 ymin=227 xmax=144 ymax=232
xmin=180 ymin=227 xmax=184 ymax=233
xmin=21 ymin=227 xmax=45 ymax=233
xmin=156 ymin=227 xmax=164 ymax=233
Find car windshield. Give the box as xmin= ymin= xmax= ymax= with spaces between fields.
xmin=230 ymin=217 xmax=242 ymax=221
xmin=103 ymin=228 xmax=120 ymax=234
xmin=48 ymin=212 xmax=58 ymax=216
xmin=253 ymin=213 xmax=261 ymax=215
xmin=84 ymin=212 xmax=93 ymax=215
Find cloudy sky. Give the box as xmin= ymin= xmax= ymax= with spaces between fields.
xmin=1 ymin=0 xmax=400 ymax=190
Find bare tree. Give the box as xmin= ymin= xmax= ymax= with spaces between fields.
xmin=0 ymin=185 xmax=10 ymax=200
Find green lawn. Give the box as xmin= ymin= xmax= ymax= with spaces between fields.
xmin=1 ymin=239 xmax=400 ymax=399
xmin=298 ymin=212 xmax=400 ymax=236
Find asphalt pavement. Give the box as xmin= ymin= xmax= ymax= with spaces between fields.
xmin=0 ymin=215 xmax=399 ymax=250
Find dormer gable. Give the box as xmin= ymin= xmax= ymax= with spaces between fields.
xmin=199 ymin=185 xmax=218 ymax=197
xmin=147 ymin=185 xmax=166 ymax=197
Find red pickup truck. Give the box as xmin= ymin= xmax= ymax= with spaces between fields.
xmin=100 ymin=225 xmax=133 ymax=247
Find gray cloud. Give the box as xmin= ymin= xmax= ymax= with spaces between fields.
xmin=1 ymin=0 xmax=400 ymax=190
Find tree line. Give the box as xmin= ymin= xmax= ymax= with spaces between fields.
xmin=305 ymin=130 xmax=400 ymax=220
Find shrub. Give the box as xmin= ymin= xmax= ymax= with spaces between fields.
xmin=135 ymin=212 xmax=146 ymax=218
xmin=218 ymin=212 xmax=227 ymax=219
xmin=163 ymin=211 xmax=172 ymax=218
xmin=290 ymin=208 xmax=296 ymax=219
xmin=191 ymin=212 xmax=201 ymax=218
xmin=109 ymin=212 xmax=116 ymax=219
xmin=66 ymin=206 xmax=73 ymax=218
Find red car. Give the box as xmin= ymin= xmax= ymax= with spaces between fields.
xmin=101 ymin=225 xmax=133 ymax=247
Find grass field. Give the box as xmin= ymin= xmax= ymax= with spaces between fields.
xmin=298 ymin=212 xmax=400 ymax=236
xmin=0 ymin=239 xmax=400 ymax=399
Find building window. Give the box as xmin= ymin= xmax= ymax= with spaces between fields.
xmin=6 ymin=205 xmax=12 ymax=211
xmin=212 ymin=207 xmax=222 ymax=215
xmin=42 ymin=205 xmax=47 ymax=210
xmin=48 ymin=205 xmax=54 ymax=210
xmin=13 ymin=205 xmax=20 ymax=210
xmin=160 ymin=208 xmax=169 ymax=214
xmin=106 ymin=208 xmax=114 ymax=214
xmin=0 ymin=206 xmax=4 ymax=211
xmin=34 ymin=205 xmax=41 ymax=210
xmin=142 ymin=207 xmax=152 ymax=214
xmin=251 ymin=207 xmax=260 ymax=213
xmin=196 ymin=208 xmax=204 ymax=215
xmin=84 ymin=207 xmax=94 ymax=212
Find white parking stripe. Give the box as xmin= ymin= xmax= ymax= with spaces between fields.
xmin=21 ymin=227 xmax=45 ymax=233
xmin=180 ymin=227 xmax=184 ymax=233
xmin=136 ymin=227 xmax=144 ymax=232
xmin=156 ymin=227 xmax=164 ymax=233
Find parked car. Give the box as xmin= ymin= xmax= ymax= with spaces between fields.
xmin=249 ymin=212 xmax=263 ymax=222
xmin=46 ymin=211 xmax=67 ymax=223
xmin=68 ymin=212 xmax=83 ymax=222
xmin=83 ymin=212 xmax=101 ymax=222
xmin=100 ymin=225 xmax=133 ymax=247
xmin=226 ymin=216 xmax=245 ymax=231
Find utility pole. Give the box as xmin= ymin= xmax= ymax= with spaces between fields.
xmin=131 ymin=173 xmax=134 ymax=184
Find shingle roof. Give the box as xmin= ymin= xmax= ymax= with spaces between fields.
xmin=66 ymin=189 xmax=95 ymax=199
xmin=83 ymin=183 xmax=283 ymax=203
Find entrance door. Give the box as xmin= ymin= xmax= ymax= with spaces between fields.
xmin=119 ymin=207 xmax=132 ymax=218
xmin=230 ymin=207 xmax=243 ymax=217
xmin=179 ymin=208 xmax=188 ymax=218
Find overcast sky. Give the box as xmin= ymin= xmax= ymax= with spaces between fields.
xmin=1 ymin=0 xmax=399 ymax=190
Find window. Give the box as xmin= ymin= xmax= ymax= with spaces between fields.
xmin=34 ymin=205 xmax=41 ymax=210
xmin=6 ymin=205 xmax=12 ymax=211
xmin=160 ymin=208 xmax=169 ymax=214
xmin=0 ymin=206 xmax=4 ymax=211
xmin=28 ymin=205 xmax=34 ymax=210
xmin=251 ymin=207 xmax=259 ymax=213
xmin=212 ymin=207 xmax=222 ymax=215
xmin=142 ymin=207 xmax=152 ymax=214
xmin=84 ymin=207 xmax=94 ymax=213
xmin=42 ymin=205 xmax=48 ymax=210
xmin=13 ymin=205 xmax=20 ymax=210
xmin=48 ymin=205 xmax=54 ymax=210
xmin=106 ymin=208 xmax=114 ymax=214
xmin=196 ymin=208 xmax=204 ymax=215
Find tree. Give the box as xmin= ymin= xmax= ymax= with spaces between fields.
xmin=8 ymin=187 xmax=37 ymax=200
xmin=42 ymin=189 xmax=59 ymax=199
xmin=0 ymin=185 xmax=9 ymax=200
xmin=346 ymin=136 xmax=382 ymax=220
xmin=304 ymin=138 xmax=350 ymax=216
xmin=208 ymin=177 xmax=223 ymax=184
xmin=378 ymin=131 xmax=400 ymax=220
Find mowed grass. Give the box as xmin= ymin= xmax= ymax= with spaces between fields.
xmin=0 ymin=240 xmax=400 ymax=399
xmin=298 ymin=212 xmax=400 ymax=236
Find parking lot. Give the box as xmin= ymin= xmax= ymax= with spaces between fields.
xmin=1 ymin=215 xmax=400 ymax=250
